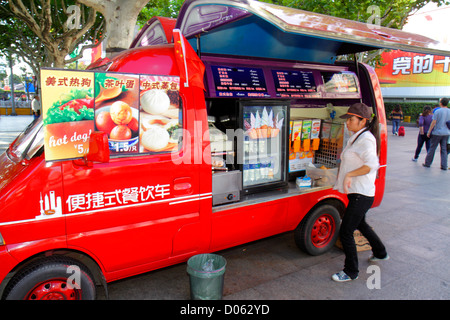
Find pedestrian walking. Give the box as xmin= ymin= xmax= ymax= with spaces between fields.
xmin=412 ymin=106 xmax=433 ymax=161
xmin=423 ymin=97 xmax=450 ymax=170
xmin=389 ymin=105 xmax=403 ymax=135
xmin=332 ymin=103 xmax=388 ymax=282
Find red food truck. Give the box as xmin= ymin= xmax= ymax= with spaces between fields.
xmin=1 ymin=0 xmax=448 ymax=300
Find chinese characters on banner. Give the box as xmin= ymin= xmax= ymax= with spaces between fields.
xmin=40 ymin=69 xmax=181 ymax=161
xmin=392 ymin=55 xmax=450 ymax=75
xmin=376 ymin=50 xmax=450 ymax=88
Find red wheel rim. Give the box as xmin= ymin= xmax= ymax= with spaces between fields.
xmin=311 ymin=214 xmax=335 ymax=248
xmin=26 ymin=279 xmax=81 ymax=300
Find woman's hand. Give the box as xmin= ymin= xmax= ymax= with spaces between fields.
xmin=343 ymin=175 xmax=352 ymax=193
xmin=343 ymin=165 xmax=371 ymax=193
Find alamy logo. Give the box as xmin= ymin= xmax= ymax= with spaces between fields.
xmin=66 ymin=5 xmax=81 ymax=30
xmin=66 ymin=265 xmax=81 ymax=290
xmin=367 ymin=5 xmax=381 ymax=30
xmin=366 ymin=265 xmax=381 ymax=289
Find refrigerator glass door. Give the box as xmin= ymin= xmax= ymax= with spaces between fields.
xmin=242 ymin=104 xmax=287 ymax=189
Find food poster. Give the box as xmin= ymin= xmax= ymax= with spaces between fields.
xmin=41 ymin=69 xmax=95 ymax=161
xmin=94 ymin=73 xmax=140 ymax=154
xmin=139 ymin=75 xmax=181 ymax=153
xmin=41 ymin=69 xmax=181 ymax=161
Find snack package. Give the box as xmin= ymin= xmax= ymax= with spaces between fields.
xmin=301 ymin=120 xmax=311 ymax=140
xmin=321 ymin=121 xmax=332 ymax=139
xmin=311 ymin=119 xmax=321 ymax=139
xmin=292 ymin=120 xmax=302 ymax=141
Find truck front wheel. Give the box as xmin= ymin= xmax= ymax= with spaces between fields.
xmin=3 ymin=257 xmax=96 ymax=300
xmin=294 ymin=204 xmax=341 ymax=256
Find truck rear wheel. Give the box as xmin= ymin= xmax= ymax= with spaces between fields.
xmin=294 ymin=204 xmax=341 ymax=256
xmin=3 ymin=257 xmax=96 ymax=300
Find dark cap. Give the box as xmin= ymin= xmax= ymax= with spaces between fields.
xmin=340 ymin=103 xmax=372 ymax=120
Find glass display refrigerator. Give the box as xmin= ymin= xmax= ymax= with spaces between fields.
xmin=239 ymin=101 xmax=289 ymax=195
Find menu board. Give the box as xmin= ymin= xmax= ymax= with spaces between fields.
xmin=210 ymin=65 xmax=269 ymax=98
xmin=41 ymin=69 xmax=181 ymax=161
xmin=322 ymin=71 xmax=359 ymax=93
xmin=41 ymin=69 xmax=95 ymax=161
xmin=272 ymin=69 xmax=318 ymax=98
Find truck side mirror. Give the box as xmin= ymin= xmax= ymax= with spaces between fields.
xmin=73 ymin=131 xmax=110 ymax=167
xmin=86 ymin=131 xmax=110 ymax=163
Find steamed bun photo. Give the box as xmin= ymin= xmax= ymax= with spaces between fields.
xmin=141 ymin=125 xmax=170 ymax=151
xmin=140 ymin=89 xmax=170 ymax=115
xmin=138 ymin=77 xmax=181 ymax=153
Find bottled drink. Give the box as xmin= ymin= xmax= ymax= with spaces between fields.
xmin=254 ymin=162 xmax=261 ymax=182
xmin=243 ymin=163 xmax=249 ymax=183
xmin=248 ymin=163 xmax=255 ymax=183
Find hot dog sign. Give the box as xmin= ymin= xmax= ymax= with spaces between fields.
xmin=40 ymin=69 xmax=180 ymax=161
xmin=41 ymin=69 xmax=95 ymax=161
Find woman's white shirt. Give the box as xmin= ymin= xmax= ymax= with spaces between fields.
xmin=333 ymin=128 xmax=379 ymax=197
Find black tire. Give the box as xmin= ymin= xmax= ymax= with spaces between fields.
xmin=294 ymin=204 xmax=341 ymax=256
xmin=3 ymin=257 xmax=96 ymax=300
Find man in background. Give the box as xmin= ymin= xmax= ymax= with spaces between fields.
xmin=423 ymin=97 xmax=450 ymax=170
xmin=31 ymin=95 xmax=41 ymax=120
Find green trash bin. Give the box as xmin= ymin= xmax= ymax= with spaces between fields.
xmin=187 ymin=253 xmax=227 ymax=300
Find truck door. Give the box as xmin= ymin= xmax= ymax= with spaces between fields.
xmin=63 ymin=91 xmax=205 ymax=274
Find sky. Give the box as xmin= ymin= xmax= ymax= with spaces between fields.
xmin=403 ymin=3 xmax=450 ymax=45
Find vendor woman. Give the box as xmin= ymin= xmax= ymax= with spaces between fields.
xmin=332 ymin=103 xmax=389 ymax=282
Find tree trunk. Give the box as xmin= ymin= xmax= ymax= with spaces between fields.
xmin=8 ymin=0 xmax=99 ymax=68
xmin=78 ymin=0 xmax=149 ymax=56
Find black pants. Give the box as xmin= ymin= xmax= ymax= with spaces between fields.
xmin=340 ymin=194 xmax=387 ymax=279
xmin=414 ymin=134 xmax=430 ymax=159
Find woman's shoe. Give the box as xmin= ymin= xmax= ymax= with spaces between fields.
xmin=331 ymin=271 xmax=357 ymax=282
xmin=368 ymin=254 xmax=390 ymax=262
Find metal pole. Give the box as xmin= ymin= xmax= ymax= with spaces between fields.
xmin=9 ymin=55 xmax=17 ymax=116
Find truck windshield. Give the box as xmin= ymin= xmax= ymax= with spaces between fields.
xmin=7 ymin=118 xmax=44 ymax=163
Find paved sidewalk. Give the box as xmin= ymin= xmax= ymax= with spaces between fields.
xmin=102 ymin=124 xmax=449 ymax=300
xmin=0 ymin=116 xmax=448 ymax=300
xmin=0 ymin=115 xmax=34 ymax=153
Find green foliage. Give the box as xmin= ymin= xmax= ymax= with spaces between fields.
xmin=138 ymin=0 xmax=184 ymax=27
xmin=384 ymin=102 xmax=439 ymax=121
xmin=1 ymin=0 xmax=104 ymax=69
